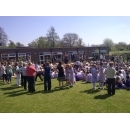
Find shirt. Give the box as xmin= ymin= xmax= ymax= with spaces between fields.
xmin=26 ymin=65 xmax=36 ymax=76
xmin=106 ymin=66 xmax=116 ymax=78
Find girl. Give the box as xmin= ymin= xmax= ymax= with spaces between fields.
xmin=91 ymin=64 xmax=98 ymax=89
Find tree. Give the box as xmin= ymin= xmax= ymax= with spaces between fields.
xmin=16 ymin=42 xmax=24 ymax=47
xmin=76 ymin=38 xmax=86 ymax=47
xmin=28 ymin=36 xmax=47 ymax=48
xmin=46 ymin=26 xmax=60 ymax=47
xmin=0 ymin=27 xmax=8 ymax=46
xmin=101 ymin=38 xmax=115 ymax=51
xmin=8 ymin=40 xmax=16 ymax=48
xmin=62 ymin=33 xmax=79 ymax=47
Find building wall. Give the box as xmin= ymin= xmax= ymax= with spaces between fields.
xmin=0 ymin=47 xmax=109 ymax=62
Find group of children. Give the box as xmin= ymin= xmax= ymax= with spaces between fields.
xmin=0 ymin=58 xmax=130 ymax=90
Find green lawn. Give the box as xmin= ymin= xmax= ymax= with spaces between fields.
xmin=0 ymin=78 xmax=130 ymax=113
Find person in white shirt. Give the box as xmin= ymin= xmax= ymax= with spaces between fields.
xmin=35 ymin=62 xmax=43 ymax=81
xmin=15 ymin=63 xmax=21 ymax=87
xmin=0 ymin=62 xmax=7 ymax=83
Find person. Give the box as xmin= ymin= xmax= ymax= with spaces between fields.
xmin=98 ymin=62 xmax=105 ymax=89
xmin=57 ymin=61 xmax=65 ymax=89
xmin=105 ymin=62 xmax=116 ymax=95
xmin=68 ymin=64 xmax=76 ymax=87
xmin=19 ymin=61 xmax=24 ymax=87
xmin=91 ymin=64 xmax=98 ymax=89
xmin=43 ymin=62 xmax=52 ymax=91
xmin=21 ymin=62 xmax=27 ymax=90
xmin=6 ymin=62 xmax=13 ymax=83
xmin=35 ymin=62 xmax=43 ymax=81
xmin=0 ymin=62 xmax=7 ymax=83
xmin=15 ymin=62 xmax=21 ymax=87
xmin=26 ymin=61 xmax=36 ymax=92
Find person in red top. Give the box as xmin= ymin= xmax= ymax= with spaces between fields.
xmin=26 ymin=61 xmax=36 ymax=92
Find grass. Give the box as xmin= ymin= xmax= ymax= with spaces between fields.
xmin=0 ymin=78 xmax=130 ymax=113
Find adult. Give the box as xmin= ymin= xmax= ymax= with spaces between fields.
xmin=57 ymin=61 xmax=65 ymax=89
xmin=26 ymin=61 xmax=36 ymax=92
xmin=43 ymin=62 xmax=51 ymax=91
xmin=21 ymin=62 xmax=27 ymax=90
xmin=15 ymin=62 xmax=21 ymax=87
xmin=105 ymin=62 xmax=116 ymax=95
xmin=0 ymin=62 xmax=7 ymax=83
xmin=6 ymin=62 xmax=13 ymax=84
xmin=98 ymin=62 xmax=105 ymax=89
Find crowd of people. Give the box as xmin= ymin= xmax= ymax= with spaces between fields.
xmin=0 ymin=53 xmax=130 ymax=95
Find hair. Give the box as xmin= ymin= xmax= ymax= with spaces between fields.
xmin=58 ymin=61 xmax=62 ymax=67
xmin=45 ymin=62 xmax=49 ymax=66
xmin=109 ymin=62 xmax=114 ymax=67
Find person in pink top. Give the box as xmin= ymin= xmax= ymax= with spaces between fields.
xmin=26 ymin=61 xmax=36 ymax=92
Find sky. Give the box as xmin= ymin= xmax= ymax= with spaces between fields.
xmin=0 ymin=16 xmax=130 ymax=46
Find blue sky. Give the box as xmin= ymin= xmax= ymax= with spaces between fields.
xmin=0 ymin=16 xmax=130 ymax=46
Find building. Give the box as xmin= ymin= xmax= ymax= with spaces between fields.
xmin=0 ymin=46 xmax=110 ymax=63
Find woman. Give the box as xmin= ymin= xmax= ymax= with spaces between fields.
xmin=57 ymin=61 xmax=65 ymax=89
xmin=26 ymin=61 xmax=36 ymax=92
xmin=0 ymin=62 xmax=7 ymax=83
xmin=15 ymin=62 xmax=21 ymax=87
xmin=98 ymin=62 xmax=105 ymax=89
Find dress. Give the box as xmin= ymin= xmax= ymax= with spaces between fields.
xmin=65 ymin=68 xmax=70 ymax=80
xmin=68 ymin=68 xmax=76 ymax=82
xmin=57 ymin=66 xmax=65 ymax=81
xmin=98 ymin=66 xmax=105 ymax=82
xmin=91 ymin=67 xmax=98 ymax=82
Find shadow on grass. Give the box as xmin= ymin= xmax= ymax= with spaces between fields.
xmin=4 ymin=89 xmax=25 ymax=95
xmin=7 ymin=91 xmax=29 ymax=97
xmin=35 ymin=82 xmax=44 ymax=85
xmin=94 ymin=94 xmax=112 ymax=100
xmin=80 ymin=89 xmax=100 ymax=94
xmin=0 ymin=86 xmax=18 ymax=91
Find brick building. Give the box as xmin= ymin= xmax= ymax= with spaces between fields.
xmin=0 ymin=46 xmax=109 ymax=63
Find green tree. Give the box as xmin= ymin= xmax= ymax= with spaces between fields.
xmin=101 ymin=38 xmax=115 ymax=51
xmin=8 ymin=40 xmax=16 ymax=48
xmin=46 ymin=26 xmax=60 ymax=47
xmin=62 ymin=33 xmax=79 ymax=47
xmin=0 ymin=26 xmax=8 ymax=46
xmin=16 ymin=42 xmax=24 ymax=47
xmin=28 ymin=36 xmax=47 ymax=48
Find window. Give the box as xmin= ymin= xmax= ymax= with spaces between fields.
xmin=9 ymin=53 xmax=16 ymax=57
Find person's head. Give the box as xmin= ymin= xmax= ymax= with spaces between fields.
xmin=58 ymin=61 xmax=62 ymax=66
xmin=109 ymin=62 xmax=114 ymax=67
xmin=116 ymin=76 xmax=121 ymax=82
xmin=45 ymin=62 xmax=49 ymax=66
xmin=126 ymin=75 xmax=130 ymax=80
xmin=28 ymin=61 xmax=32 ymax=66
xmin=8 ymin=62 xmax=11 ymax=65
xmin=23 ymin=62 xmax=27 ymax=66
xmin=100 ymin=62 xmax=103 ymax=66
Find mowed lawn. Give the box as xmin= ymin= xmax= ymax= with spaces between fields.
xmin=0 ymin=77 xmax=130 ymax=113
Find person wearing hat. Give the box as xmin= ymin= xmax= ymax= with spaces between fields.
xmin=26 ymin=61 xmax=36 ymax=92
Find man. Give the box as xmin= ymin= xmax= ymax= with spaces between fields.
xmin=43 ymin=62 xmax=51 ymax=91
xmin=26 ymin=61 xmax=36 ymax=92
xmin=105 ymin=62 xmax=116 ymax=95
